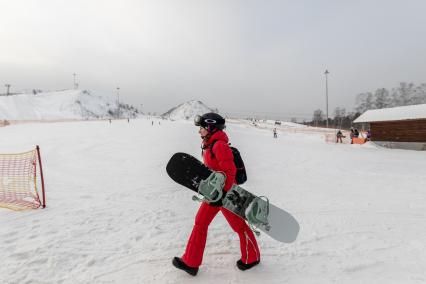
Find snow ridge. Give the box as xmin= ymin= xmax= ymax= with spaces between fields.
xmin=0 ymin=89 xmax=139 ymax=120
xmin=162 ymin=100 xmax=217 ymax=121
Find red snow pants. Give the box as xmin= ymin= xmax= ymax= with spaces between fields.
xmin=181 ymin=202 xmax=260 ymax=268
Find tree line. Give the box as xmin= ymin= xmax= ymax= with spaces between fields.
xmin=306 ymin=82 xmax=426 ymax=129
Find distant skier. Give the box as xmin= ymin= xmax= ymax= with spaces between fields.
xmin=172 ymin=113 xmax=260 ymax=276
xmin=273 ymin=128 xmax=278 ymax=138
xmin=336 ymin=130 xmax=344 ymax=143
xmin=354 ymin=128 xmax=359 ymax=138
xmin=366 ymin=129 xmax=371 ymax=141
xmin=152 ymin=121 xmax=154 ymax=126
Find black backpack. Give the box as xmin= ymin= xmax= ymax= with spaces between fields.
xmin=209 ymin=141 xmax=247 ymax=185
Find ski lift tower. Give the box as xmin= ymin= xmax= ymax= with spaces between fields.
xmin=116 ymin=87 xmax=120 ymax=119
xmin=4 ymin=84 xmax=11 ymax=95
xmin=324 ymin=69 xmax=330 ymax=128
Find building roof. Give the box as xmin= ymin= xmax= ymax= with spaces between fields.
xmin=353 ymin=103 xmax=426 ymax=123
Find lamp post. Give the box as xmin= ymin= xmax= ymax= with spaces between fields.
xmin=116 ymin=87 xmax=120 ymax=119
xmin=324 ymin=69 xmax=330 ymax=128
xmin=73 ymin=73 xmax=77 ymax=89
xmin=5 ymin=84 xmax=11 ymax=96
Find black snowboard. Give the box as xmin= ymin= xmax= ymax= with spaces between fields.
xmin=166 ymin=152 xmax=299 ymax=243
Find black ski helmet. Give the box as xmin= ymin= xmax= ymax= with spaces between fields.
xmin=194 ymin=113 xmax=225 ymax=132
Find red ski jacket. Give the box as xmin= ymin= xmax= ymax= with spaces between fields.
xmin=202 ymin=130 xmax=236 ymax=191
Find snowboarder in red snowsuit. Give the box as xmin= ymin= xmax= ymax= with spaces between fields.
xmin=173 ymin=113 xmax=261 ymax=276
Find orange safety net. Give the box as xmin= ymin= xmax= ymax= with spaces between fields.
xmin=0 ymin=149 xmax=44 ymax=210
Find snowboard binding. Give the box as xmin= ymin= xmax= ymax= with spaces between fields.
xmin=245 ymin=196 xmax=271 ymax=235
xmin=192 ymin=171 xmax=226 ymax=204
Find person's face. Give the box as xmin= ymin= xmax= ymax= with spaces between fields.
xmin=199 ymin=126 xmax=209 ymax=139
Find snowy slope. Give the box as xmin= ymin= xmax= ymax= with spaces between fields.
xmin=0 ymin=89 xmax=138 ymax=120
xmin=0 ymin=119 xmax=426 ymax=283
xmin=162 ymin=100 xmax=217 ymax=120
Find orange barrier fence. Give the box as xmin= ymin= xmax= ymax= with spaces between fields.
xmin=352 ymin=137 xmax=367 ymax=144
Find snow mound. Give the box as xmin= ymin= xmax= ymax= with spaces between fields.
xmin=162 ymin=100 xmax=217 ymax=121
xmin=0 ymin=89 xmax=139 ymax=120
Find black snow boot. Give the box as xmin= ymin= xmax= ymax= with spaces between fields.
xmin=172 ymin=257 xmax=199 ymax=276
xmin=236 ymin=259 xmax=260 ymax=271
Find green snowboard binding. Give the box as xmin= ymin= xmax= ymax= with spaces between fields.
xmin=192 ymin=171 xmax=226 ymax=204
xmin=245 ymin=196 xmax=271 ymax=235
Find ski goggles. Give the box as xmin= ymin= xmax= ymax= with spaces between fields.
xmin=194 ymin=115 xmax=217 ymax=127
xmin=194 ymin=115 xmax=202 ymax=126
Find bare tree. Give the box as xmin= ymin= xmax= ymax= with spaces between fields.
xmin=391 ymin=82 xmax=416 ymax=106
xmin=312 ymin=109 xmax=324 ymax=127
xmin=355 ymin=93 xmax=366 ymax=113
xmin=334 ymin=107 xmax=346 ymax=118
xmin=412 ymin=84 xmax=426 ymax=105
xmin=334 ymin=107 xmax=346 ymax=129
xmin=374 ymin=88 xmax=391 ymax=109
xmin=355 ymin=92 xmax=374 ymax=113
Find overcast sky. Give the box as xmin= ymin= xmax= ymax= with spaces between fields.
xmin=1 ymin=0 xmax=426 ymax=119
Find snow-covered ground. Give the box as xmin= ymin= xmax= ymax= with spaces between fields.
xmin=1 ymin=118 xmax=426 ymax=283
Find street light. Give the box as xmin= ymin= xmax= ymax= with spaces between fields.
xmin=324 ymin=69 xmax=330 ymax=128
xmin=5 ymin=84 xmax=11 ymax=96
xmin=73 ymin=73 xmax=77 ymax=89
xmin=116 ymin=87 xmax=120 ymax=119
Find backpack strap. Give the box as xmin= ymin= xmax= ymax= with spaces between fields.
xmin=201 ymin=140 xmax=218 ymax=158
xmin=209 ymin=141 xmax=232 ymax=159
xmin=209 ymin=140 xmax=218 ymax=159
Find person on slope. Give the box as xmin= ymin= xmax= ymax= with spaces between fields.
xmin=172 ymin=113 xmax=261 ymax=276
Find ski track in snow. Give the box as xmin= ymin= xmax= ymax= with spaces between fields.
xmin=0 ymin=118 xmax=426 ymax=283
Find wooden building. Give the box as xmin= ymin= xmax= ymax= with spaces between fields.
xmin=353 ymin=104 xmax=426 ymax=150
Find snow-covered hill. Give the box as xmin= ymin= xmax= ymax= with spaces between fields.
xmin=162 ymin=100 xmax=217 ymax=120
xmin=0 ymin=89 xmax=139 ymax=120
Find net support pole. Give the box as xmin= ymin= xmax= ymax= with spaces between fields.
xmin=36 ymin=145 xmax=46 ymax=208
